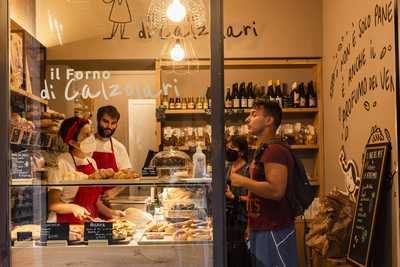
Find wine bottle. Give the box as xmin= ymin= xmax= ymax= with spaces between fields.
xmin=175 ymin=97 xmax=181 ymax=109
xmin=291 ymin=82 xmax=300 ymax=108
xmin=275 ymin=80 xmax=283 ymax=108
xmin=307 ymin=81 xmax=317 ymax=107
xmin=203 ymin=96 xmax=208 ymax=109
xmin=299 ymin=82 xmax=306 ymax=108
xmin=239 ymin=82 xmax=248 ymax=108
xmin=260 ymin=86 xmax=266 ymax=99
xmin=169 ymin=97 xmax=175 ymax=109
xmin=232 ymin=83 xmax=240 ymax=108
xmin=182 ymin=97 xmax=187 ymax=110
xmin=225 ymin=88 xmax=232 ymax=109
xmin=206 ymin=86 xmax=211 ymax=109
xmin=267 ymin=80 xmax=276 ymax=102
xmin=247 ymin=82 xmax=255 ymax=108
xmin=196 ymin=97 xmax=203 ymax=109
xmin=188 ymin=97 xmax=195 ymax=109
xmin=161 ymin=93 xmax=169 ymax=108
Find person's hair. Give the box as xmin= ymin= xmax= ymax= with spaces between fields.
xmin=254 ymin=98 xmax=282 ymax=130
xmin=59 ymin=117 xmax=89 ymax=151
xmin=230 ymin=135 xmax=249 ymax=162
xmin=97 ymin=105 xmax=120 ymax=122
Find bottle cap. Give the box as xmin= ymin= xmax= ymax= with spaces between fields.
xmin=267 ymin=80 xmax=273 ymax=87
xmin=292 ymin=82 xmax=298 ymax=89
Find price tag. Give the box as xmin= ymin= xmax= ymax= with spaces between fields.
xmin=40 ymin=223 xmax=69 ymax=242
xmin=17 ymin=232 xmax=32 ymax=241
xmin=142 ymin=167 xmax=157 ymax=177
xmin=84 ymin=222 xmax=112 ymax=241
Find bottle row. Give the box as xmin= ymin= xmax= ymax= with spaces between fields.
xmin=161 ymin=96 xmax=211 ymax=110
xmin=225 ymin=80 xmax=317 ymax=109
xmin=160 ymin=80 xmax=318 ymax=111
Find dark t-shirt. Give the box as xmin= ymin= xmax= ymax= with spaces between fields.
xmin=248 ymin=144 xmax=294 ymax=231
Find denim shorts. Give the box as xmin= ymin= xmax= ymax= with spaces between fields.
xmin=250 ymin=225 xmax=298 ymax=267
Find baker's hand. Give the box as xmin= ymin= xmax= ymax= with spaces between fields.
xmin=230 ymin=173 xmax=248 ymax=187
xmin=111 ymin=210 xmax=126 ymax=219
xmin=71 ymin=204 xmax=90 ymax=220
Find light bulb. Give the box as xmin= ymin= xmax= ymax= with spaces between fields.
xmin=166 ymin=0 xmax=186 ymax=22
xmin=170 ymin=42 xmax=185 ymax=61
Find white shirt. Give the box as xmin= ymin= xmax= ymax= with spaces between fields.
xmin=48 ymin=153 xmax=98 ymax=203
xmin=94 ymin=137 xmax=132 ymax=170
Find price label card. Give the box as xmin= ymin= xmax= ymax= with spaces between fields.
xmin=17 ymin=232 xmax=32 ymax=241
xmin=142 ymin=167 xmax=157 ymax=177
xmin=84 ymin=222 xmax=112 ymax=241
xmin=40 ymin=223 xmax=69 ymax=242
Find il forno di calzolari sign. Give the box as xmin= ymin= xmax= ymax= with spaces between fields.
xmin=41 ymin=67 xmax=181 ymax=101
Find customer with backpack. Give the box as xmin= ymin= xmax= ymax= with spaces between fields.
xmin=229 ymin=99 xmax=298 ymax=267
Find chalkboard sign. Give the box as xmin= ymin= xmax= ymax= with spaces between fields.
xmin=11 ymin=151 xmax=32 ymax=179
xmin=142 ymin=167 xmax=157 ymax=177
xmin=84 ymin=222 xmax=112 ymax=241
xmin=347 ymin=143 xmax=390 ymax=267
xmin=40 ymin=223 xmax=69 ymax=242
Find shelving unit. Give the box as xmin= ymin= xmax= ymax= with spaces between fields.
xmin=11 ymin=88 xmax=48 ymax=105
xmin=163 ymin=107 xmax=318 ymax=115
xmin=156 ymin=58 xmax=324 ymax=193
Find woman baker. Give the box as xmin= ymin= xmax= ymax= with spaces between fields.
xmin=48 ymin=117 xmax=124 ymax=224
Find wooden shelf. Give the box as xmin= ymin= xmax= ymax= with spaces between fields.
xmin=11 ymin=88 xmax=48 ymax=105
xmin=164 ymin=108 xmax=318 ymax=115
xmin=282 ymin=108 xmax=318 ymax=113
xmin=290 ymin=144 xmax=319 ymax=150
xmin=165 ymin=109 xmax=207 ymax=114
xmin=250 ymin=144 xmax=319 ymax=150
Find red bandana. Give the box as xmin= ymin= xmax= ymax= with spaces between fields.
xmin=63 ymin=118 xmax=89 ymax=144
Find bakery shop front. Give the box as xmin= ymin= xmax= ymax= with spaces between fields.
xmin=0 ymin=0 xmax=399 ymax=267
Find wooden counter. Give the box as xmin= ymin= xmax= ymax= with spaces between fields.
xmin=12 ymin=243 xmax=213 ymax=267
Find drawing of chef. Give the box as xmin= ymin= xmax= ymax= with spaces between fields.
xmin=103 ymin=0 xmax=132 ymax=40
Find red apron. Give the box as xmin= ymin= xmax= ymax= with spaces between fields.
xmin=92 ymin=138 xmax=119 ymax=172
xmin=57 ymin=154 xmax=103 ymax=224
xmin=92 ymin=138 xmax=119 ymax=219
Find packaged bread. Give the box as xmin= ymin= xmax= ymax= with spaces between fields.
xmin=26 ymin=111 xmax=52 ymax=120
xmin=33 ymin=119 xmax=59 ymax=128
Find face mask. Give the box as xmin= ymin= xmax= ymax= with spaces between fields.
xmin=226 ymin=149 xmax=239 ymax=162
xmin=79 ymin=135 xmax=97 ymax=154
xmin=98 ymin=125 xmax=116 ymax=138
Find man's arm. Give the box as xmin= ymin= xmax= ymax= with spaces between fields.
xmin=230 ymin=162 xmax=288 ymax=201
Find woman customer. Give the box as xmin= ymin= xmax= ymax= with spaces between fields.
xmin=225 ymin=135 xmax=251 ymax=267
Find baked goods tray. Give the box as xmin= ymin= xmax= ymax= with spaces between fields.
xmin=138 ymin=234 xmax=212 ymax=245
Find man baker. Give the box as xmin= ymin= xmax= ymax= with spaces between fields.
xmin=93 ymin=105 xmax=132 ymax=200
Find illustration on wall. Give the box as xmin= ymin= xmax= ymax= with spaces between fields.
xmin=103 ymin=0 xmax=133 ymax=40
xmin=339 ymin=146 xmax=361 ymax=201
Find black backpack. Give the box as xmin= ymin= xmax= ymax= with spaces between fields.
xmin=254 ymin=140 xmax=316 ymax=217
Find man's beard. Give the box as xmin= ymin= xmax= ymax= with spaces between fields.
xmin=98 ymin=125 xmax=116 ymax=138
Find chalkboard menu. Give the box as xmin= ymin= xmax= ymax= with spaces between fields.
xmin=84 ymin=222 xmax=113 ymax=241
xmin=11 ymin=151 xmax=32 ymax=179
xmin=40 ymin=223 xmax=69 ymax=242
xmin=347 ymin=143 xmax=390 ymax=267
